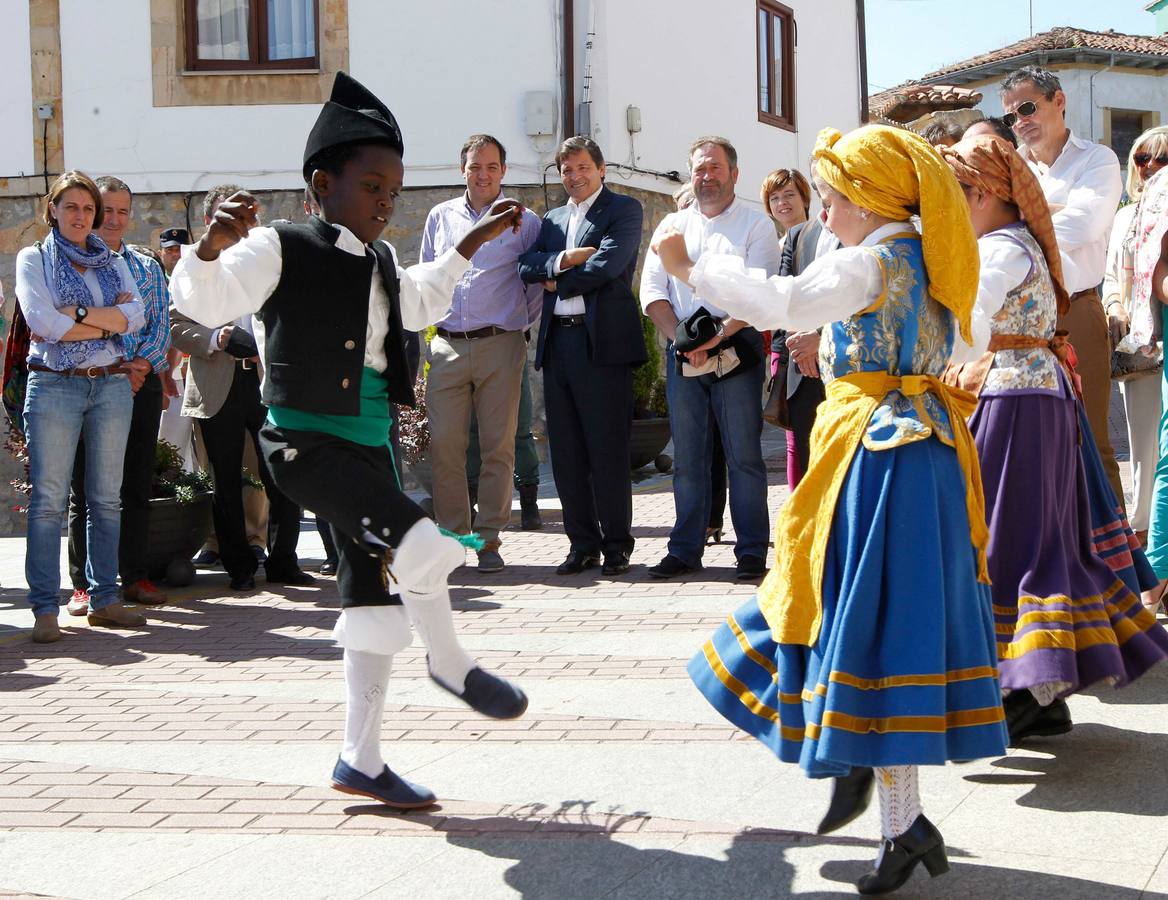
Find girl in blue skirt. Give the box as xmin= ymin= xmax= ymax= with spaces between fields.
xmin=653 ymin=125 xmax=1007 ymax=895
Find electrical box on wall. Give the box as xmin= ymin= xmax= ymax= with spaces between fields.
xmin=626 ymin=105 xmax=642 ymax=133
xmin=524 ymin=92 xmax=555 ymax=136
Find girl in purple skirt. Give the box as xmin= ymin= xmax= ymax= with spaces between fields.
xmin=942 ymin=135 xmax=1168 ymax=744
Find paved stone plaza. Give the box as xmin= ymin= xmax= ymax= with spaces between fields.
xmin=0 ymin=423 xmax=1166 ymax=899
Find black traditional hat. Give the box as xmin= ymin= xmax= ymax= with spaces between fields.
xmin=302 ymin=71 xmax=404 ymax=181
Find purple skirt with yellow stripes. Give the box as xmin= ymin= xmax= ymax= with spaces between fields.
xmin=689 ymin=438 xmax=1009 ymax=779
xmin=1075 ymin=400 xmax=1159 ymax=595
xmin=971 ymin=385 xmax=1168 ymax=695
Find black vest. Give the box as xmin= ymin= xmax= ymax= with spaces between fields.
xmin=261 ymin=217 xmax=414 ymax=415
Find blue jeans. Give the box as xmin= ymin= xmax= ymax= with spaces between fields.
xmin=665 ymin=339 xmax=769 ymax=565
xmin=24 ymin=370 xmax=133 ymax=616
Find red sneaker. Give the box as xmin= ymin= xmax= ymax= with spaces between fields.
xmin=66 ymin=589 xmax=90 ymax=617
xmin=123 ymin=579 xmax=169 ymax=606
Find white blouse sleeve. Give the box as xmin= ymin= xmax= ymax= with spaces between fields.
xmin=170 ymin=226 xmax=282 ymax=328
xmin=688 ymin=246 xmax=883 ymax=332
xmin=385 ymin=243 xmax=472 ymax=331
xmin=950 ymin=231 xmax=1033 ymax=365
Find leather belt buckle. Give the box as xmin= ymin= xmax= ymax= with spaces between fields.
xmin=240 ymin=359 xmax=254 ymax=371
xmin=85 ymin=366 xmax=100 ymax=379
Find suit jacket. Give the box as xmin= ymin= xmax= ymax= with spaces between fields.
xmin=518 ymin=186 xmax=647 ymax=370
xmin=169 ymin=305 xmax=257 ymax=419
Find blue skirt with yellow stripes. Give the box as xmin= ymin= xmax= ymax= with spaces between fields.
xmin=689 ymin=438 xmax=1009 ymax=778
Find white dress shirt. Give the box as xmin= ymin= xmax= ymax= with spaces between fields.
xmin=552 ymin=185 xmax=603 ymax=316
xmin=1024 ymin=131 xmax=1122 ymax=293
xmin=171 ymin=222 xmax=469 ymax=380
xmin=640 ymin=198 xmax=783 ymax=320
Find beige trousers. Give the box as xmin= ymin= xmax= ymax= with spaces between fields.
xmin=427 ymin=330 xmax=526 ymax=545
xmin=1059 ymin=288 xmax=1125 ymax=508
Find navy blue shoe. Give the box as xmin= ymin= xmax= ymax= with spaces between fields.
xmin=431 ymin=664 xmax=529 ymax=719
xmin=330 ymin=758 xmax=437 ymax=809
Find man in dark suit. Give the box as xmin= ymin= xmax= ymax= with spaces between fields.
xmin=519 ymin=136 xmax=646 ymax=577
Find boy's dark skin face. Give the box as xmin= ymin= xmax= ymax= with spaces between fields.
xmin=197 ymin=142 xmax=524 ymax=262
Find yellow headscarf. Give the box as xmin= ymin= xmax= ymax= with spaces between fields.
xmin=814 ymin=125 xmax=981 ymax=344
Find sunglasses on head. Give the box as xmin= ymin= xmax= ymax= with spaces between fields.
xmin=1134 ymin=153 xmax=1168 ymax=168
xmin=1001 ymin=100 xmax=1040 ymax=129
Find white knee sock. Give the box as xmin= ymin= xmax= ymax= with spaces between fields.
xmin=399 ymin=586 xmax=476 ymax=691
xmin=340 ymin=649 xmax=392 ymax=779
xmin=875 ymin=765 xmax=922 ymax=839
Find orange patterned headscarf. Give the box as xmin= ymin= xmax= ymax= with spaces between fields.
xmin=940 ymin=135 xmax=1070 ymax=314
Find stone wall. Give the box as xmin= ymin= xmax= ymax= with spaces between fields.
xmin=0 ymin=181 xmax=676 ymax=536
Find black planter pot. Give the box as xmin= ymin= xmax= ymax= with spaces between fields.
xmin=630 ymin=417 xmax=671 ymax=470
xmin=145 ymin=492 xmax=213 ymax=585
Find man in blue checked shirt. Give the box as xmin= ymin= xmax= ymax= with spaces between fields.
xmin=67 ymin=176 xmax=172 ymax=614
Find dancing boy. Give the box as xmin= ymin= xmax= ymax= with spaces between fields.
xmin=171 ymin=72 xmax=528 ymax=808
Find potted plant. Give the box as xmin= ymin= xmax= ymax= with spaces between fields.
xmin=143 ymin=440 xmax=214 ymax=585
xmin=630 ymin=315 xmax=671 ymax=470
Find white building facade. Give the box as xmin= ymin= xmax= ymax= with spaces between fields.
xmin=1 ymin=0 xmax=865 ymax=221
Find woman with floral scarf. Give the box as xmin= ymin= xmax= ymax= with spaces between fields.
xmin=14 ymin=170 xmax=145 ymax=644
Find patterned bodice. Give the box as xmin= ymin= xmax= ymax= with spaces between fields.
xmin=982 ymin=224 xmax=1060 ymax=395
xmin=818 ymin=233 xmax=956 ymax=449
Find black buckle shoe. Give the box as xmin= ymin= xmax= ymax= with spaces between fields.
xmin=556 ymin=551 xmax=599 ymax=575
xmin=856 ymin=814 xmax=948 ymax=895
xmin=817 ymin=766 xmax=874 ymax=835
xmin=1005 ymin=691 xmax=1073 ymax=745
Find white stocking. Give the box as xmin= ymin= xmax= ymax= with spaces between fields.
xmin=340 ymin=649 xmax=392 ymax=778
xmin=399 ymin=586 xmax=475 ymax=691
xmin=1028 ymin=682 xmax=1064 ymax=707
xmin=875 ymin=765 xmax=922 ymax=839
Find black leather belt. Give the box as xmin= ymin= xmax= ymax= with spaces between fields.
xmin=554 ymin=315 xmax=586 ymax=328
xmin=436 ymin=325 xmax=511 ymax=341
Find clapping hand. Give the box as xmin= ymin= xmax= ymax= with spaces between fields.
xmin=197 ymin=191 xmax=260 ymax=261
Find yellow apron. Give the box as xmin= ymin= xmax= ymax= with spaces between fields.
xmin=758 ymin=371 xmax=990 ymax=647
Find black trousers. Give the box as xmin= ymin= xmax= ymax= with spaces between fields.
xmin=542 ymin=322 xmax=634 ymax=558
xmin=69 ymin=372 xmax=164 ymax=589
xmin=260 ymin=424 xmax=425 ymax=608
xmin=788 ymin=375 xmax=826 ymax=478
xmin=198 ymin=366 xmax=301 ymax=579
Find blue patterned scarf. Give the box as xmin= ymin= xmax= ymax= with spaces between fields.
xmin=43 ymin=227 xmax=122 ymax=369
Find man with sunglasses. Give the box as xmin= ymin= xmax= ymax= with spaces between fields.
xmin=1000 ymin=65 xmax=1124 ymax=505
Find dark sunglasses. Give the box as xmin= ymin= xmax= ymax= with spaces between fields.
xmin=1134 ymin=153 xmax=1168 ymax=168
xmin=1001 ymin=100 xmax=1039 ymax=129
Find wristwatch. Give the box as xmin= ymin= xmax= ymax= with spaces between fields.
xmin=74 ymin=307 xmax=88 ymax=324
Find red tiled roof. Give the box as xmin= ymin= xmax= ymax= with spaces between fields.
xmin=867 ymin=84 xmax=983 ymax=122
xmin=921 ymin=27 xmax=1168 ymax=80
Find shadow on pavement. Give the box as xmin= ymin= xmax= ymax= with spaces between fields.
xmin=964 ymin=723 xmax=1168 ymax=816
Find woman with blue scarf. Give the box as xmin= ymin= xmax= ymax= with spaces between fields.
xmin=15 ymin=170 xmax=146 ymax=644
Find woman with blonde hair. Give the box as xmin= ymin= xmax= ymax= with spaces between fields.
xmin=1104 ymin=126 xmax=1168 ymax=546
xmin=14 ymin=170 xmax=146 ymax=643
xmin=658 ymin=126 xmax=1006 ymax=894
